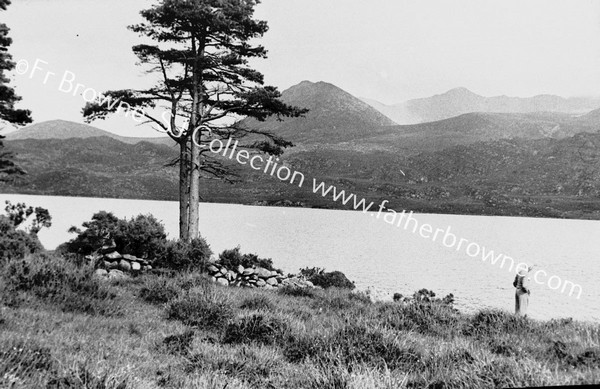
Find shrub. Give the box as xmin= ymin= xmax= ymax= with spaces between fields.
xmin=223 ymin=313 xmax=288 ymax=345
xmin=65 ymin=211 xmax=168 ymax=259
xmin=300 ymin=267 xmax=355 ymax=289
xmin=154 ymin=237 xmax=212 ymax=272
xmin=217 ymin=246 xmax=275 ymax=271
xmin=464 ymin=309 xmax=533 ymax=337
xmin=278 ymin=285 xmax=317 ymax=298
xmin=161 ymin=330 xmax=195 ymax=356
xmin=284 ymin=323 xmax=419 ymax=370
xmin=166 ymin=287 xmax=233 ymax=331
xmin=139 ymin=276 xmax=182 ymax=304
xmin=0 ymin=215 xmax=43 ymax=262
xmin=1 ymin=253 xmax=121 ymax=316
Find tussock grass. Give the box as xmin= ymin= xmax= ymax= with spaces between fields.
xmin=1 ymin=256 xmax=599 ymax=388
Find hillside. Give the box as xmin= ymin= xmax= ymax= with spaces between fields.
xmin=241 ymin=81 xmax=397 ymax=144
xmin=3 ymin=81 xmax=600 ymax=219
xmin=6 ymin=119 xmax=173 ymax=146
xmin=364 ymin=88 xmax=600 ymax=124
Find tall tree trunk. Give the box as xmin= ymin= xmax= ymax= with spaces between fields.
xmin=179 ymin=139 xmax=190 ymax=241
xmin=187 ymin=35 xmax=204 ymax=241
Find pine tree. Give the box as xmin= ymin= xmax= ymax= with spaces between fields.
xmin=0 ymin=0 xmax=32 ymax=181
xmin=83 ymin=0 xmax=306 ymax=241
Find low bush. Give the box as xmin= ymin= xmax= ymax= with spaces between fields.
xmin=161 ymin=330 xmax=195 ymax=356
xmin=139 ymin=276 xmax=182 ymax=304
xmin=1 ymin=253 xmax=121 ymax=316
xmin=463 ymin=309 xmax=534 ymax=337
xmin=217 ymin=246 xmax=275 ymax=271
xmin=284 ymin=323 xmax=419 ymax=370
xmin=166 ymin=286 xmax=233 ymax=331
xmin=65 ymin=211 xmax=168 ymax=259
xmin=0 ymin=215 xmax=43 ymax=262
xmin=299 ymin=267 xmax=355 ymax=289
xmin=153 ymin=237 xmax=213 ymax=272
xmin=223 ymin=313 xmax=288 ymax=345
xmin=278 ymin=285 xmax=317 ymax=298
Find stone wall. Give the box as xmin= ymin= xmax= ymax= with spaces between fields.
xmin=207 ymin=263 xmax=315 ymax=290
xmin=91 ymin=245 xmax=152 ymax=280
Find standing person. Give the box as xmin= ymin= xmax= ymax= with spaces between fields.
xmin=514 ymin=265 xmax=534 ymax=316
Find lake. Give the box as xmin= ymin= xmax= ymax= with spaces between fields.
xmin=2 ymin=193 xmax=599 ymax=323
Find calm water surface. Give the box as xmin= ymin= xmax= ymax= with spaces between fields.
xmin=2 ymin=194 xmax=599 ymax=322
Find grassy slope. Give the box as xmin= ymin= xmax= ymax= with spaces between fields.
xmin=1 ymin=255 xmax=599 ymax=388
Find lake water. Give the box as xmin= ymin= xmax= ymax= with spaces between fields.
xmin=2 ymin=193 xmax=600 ymax=323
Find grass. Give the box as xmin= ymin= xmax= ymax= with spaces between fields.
xmin=1 ymin=253 xmax=599 ymax=388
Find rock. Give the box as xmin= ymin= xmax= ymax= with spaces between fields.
xmin=211 ymin=276 xmax=217 ymax=283
xmin=255 ymin=267 xmax=272 ymax=279
xmin=305 ymin=281 xmax=314 ymax=288
xmin=208 ymin=265 xmax=219 ymax=273
xmin=107 ymin=270 xmax=128 ymax=281
xmin=242 ymin=268 xmax=255 ymax=276
xmin=85 ymin=253 xmax=102 ymax=262
xmin=99 ymin=244 xmax=116 ymax=254
xmin=216 ymin=278 xmax=229 ymax=287
xmin=256 ymin=279 xmax=267 ymax=287
xmin=264 ymin=284 xmax=274 ymax=290
xmin=94 ymin=269 xmax=108 ymax=277
xmin=227 ymin=270 xmax=236 ymax=282
xmin=109 ymin=261 xmax=121 ymax=270
xmin=219 ymin=268 xmax=228 ymax=276
xmin=122 ymin=254 xmax=138 ymax=261
xmin=145 ymin=265 xmax=152 ymax=271
xmin=105 ymin=251 xmax=122 ymax=261
xmin=131 ymin=262 xmax=141 ymax=272
xmin=237 ymin=265 xmax=244 ymax=274
xmin=266 ymin=277 xmax=278 ymax=286
xmin=118 ymin=260 xmax=131 ymax=272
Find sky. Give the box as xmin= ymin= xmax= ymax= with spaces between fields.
xmin=3 ymin=0 xmax=600 ymax=137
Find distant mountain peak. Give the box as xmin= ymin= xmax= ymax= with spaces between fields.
xmin=444 ymin=87 xmax=480 ymax=97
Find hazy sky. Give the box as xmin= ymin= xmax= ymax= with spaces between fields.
xmin=3 ymin=0 xmax=600 ymax=136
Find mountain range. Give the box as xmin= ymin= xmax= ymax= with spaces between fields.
xmin=3 ymin=81 xmax=600 ymax=219
xmin=362 ymin=87 xmax=600 ymax=124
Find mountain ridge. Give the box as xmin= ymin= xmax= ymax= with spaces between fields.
xmin=363 ymin=88 xmax=600 ymax=124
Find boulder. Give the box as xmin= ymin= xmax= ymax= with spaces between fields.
xmin=264 ymin=284 xmax=274 ymax=290
xmin=266 ymin=277 xmax=279 ymax=286
xmin=145 ymin=265 xmax=152 ymax=271
xmin=131 ymin=262 xmax=142 ymax=272
xmin=237 ymin=265 xmax=244 ymax=274
xmin=227 ymin=270 xmax=236 ymax=282
xmin=94 ymin=269 xmax=108 ymax=277
xmin=208 ymin=265 xmax=219 ymax=273
xmin=105 ymin=261 xmax=119 ymax=270
xmin=242 ymin=268 xmax=255 ymax=276
xmin=211 ymin=276 xmax=217 ymax=283
xmin=255 ymin=267 xmax=272 ymax=279
xmin=122 ymin=254 xmax=138 ymax=261
xmin=216 ymin=278 xmax=229 ymax=287
xmin=118 ymin=260 xmax=132 ymax=272
xmin=107 ymin=270 xmax=128 ymax=281
xmin=256 ymin=279 xmax=267 ymax=287
xmin=105 ymin=251 xmax=122 ymax=261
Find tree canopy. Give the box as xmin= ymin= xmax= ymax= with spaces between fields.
xmin=83 ymin=0 xmax=307 ymax=241
xmin=1 ymin=0 xmax=32 ymax=181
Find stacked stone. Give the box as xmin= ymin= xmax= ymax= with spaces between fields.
xmin=91 ymin=245 xmax=152 ymax=279
xmin=207 ymin=263 xmax=312 ymax=290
